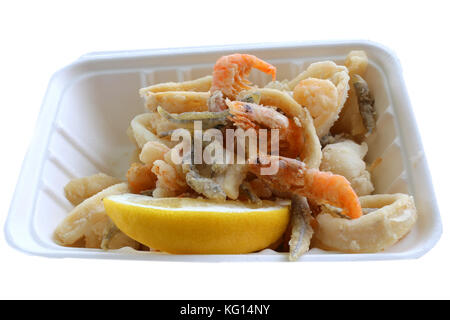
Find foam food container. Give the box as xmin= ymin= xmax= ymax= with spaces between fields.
xmin=5 ymin=41 xmax=442 ymax=261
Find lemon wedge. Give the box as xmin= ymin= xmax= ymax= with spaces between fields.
xmin=103 ymin=194 xmax=290 ymax=254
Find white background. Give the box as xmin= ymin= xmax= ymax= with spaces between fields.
xmin=1 ymin=0 xmax=449 ymax=299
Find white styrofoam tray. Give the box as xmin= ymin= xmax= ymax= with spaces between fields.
xmin=4 ymin=41 xmax=442 ymax=262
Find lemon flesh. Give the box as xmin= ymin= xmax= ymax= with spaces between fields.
xmin=103 ymin=194 xmax=290 ymax=254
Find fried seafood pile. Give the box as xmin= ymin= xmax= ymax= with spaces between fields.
xmin=54 ymin=51 xmax=417 ymax=260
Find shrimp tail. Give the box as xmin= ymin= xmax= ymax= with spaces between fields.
xmin=249 ymin=155 xmax=362 ymax=219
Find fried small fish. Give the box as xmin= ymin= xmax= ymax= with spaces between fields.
xmin=353 ymin=74 xmax=376 ymax=135
xmin=288 ymin=195 xmax=314 ymax=261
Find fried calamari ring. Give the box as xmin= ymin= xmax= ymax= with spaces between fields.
xmin=129 ymin=113 xmax=178 ymax=149
xmin=290 ymin=61 xmax=350 ymax=138
xmin=64 ymin=173 xmax=122 ymax=206
xmin=144 ymin=91 xmax=209 ymax=113
xmin=313 ymin=194 xmax=417 ymax=253
xmin=54 ymin=183 xmax=140 ymax=250
xmin=139 ymin=75 xmax=212 ymax=94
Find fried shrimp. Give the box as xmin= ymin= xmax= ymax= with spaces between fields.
xmin=293 ymin=78 xmax=339 ymax=138
xmin=209 ymin=54 xmax=276 ymax=111
xmin=127 ymin=163 xmax=157 ymax=194
xmin=226 ymin=100 xmax=304 ymax=159
xmin=249 ymin=155 xmax=362 ymax=219
xmin=151 ymin=146 xmax=189 ymax=197
xmin=152 ymin=160 xmax=187 ymax=197
xmin=291 ymin=61 xmax=350 ymax=138
xmin=139 ymin=140 xmax=171 ymax=166
xmin=227 ymin=100 xmax=289 ymax=129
